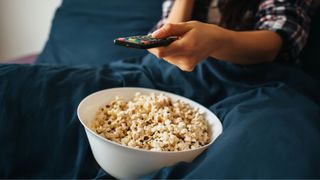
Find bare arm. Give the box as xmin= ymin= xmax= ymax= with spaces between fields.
xmin=166 ymin=0 xmax=195 ymax=23
xmin=209 ymin=26 xmax=283 ymax=64
xmin=149 ymin=22 xmax=283 ymax=71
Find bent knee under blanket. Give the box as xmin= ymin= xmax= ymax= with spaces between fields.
xmin=0 ymin=55 xmax=320 ymax=178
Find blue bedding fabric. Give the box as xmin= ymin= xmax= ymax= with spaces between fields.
xmin=1 ymin=55 xmax=320 ymax=178
xmin=35 ymin=0 xmax=320 ymax=80
xmin=2 ymin=0 xmax=320 ymax=178
xmin=36 ymin=0 xmax=162 ymax=66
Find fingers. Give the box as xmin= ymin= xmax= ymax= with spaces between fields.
xmin=148 ymin=41 xmax=182 ymax=58
xmin=148 ymin=21 xmax=200 ymax=72
xmin=151 ymin=23 xmax=192 ymax=38
xmin=148 ymin=46 xmax=197 ymax=72
xmin=148 ymin=39 xmax=196 ymax=72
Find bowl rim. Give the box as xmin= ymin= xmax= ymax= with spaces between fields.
xmin=77 ymin=87 xmax=223 ymax=154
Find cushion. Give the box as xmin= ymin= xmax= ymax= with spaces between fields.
xmin=36 ymin=0 xmax=162 ymax=66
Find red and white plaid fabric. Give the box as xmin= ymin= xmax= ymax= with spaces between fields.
xmin=153 ymin=0 xmax=313 ymax=62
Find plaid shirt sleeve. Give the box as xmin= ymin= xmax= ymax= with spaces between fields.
xmin=255 ymin=0 xmax=312 ymax=62
xmin=153 ymin=0 xmax=312 ymax=63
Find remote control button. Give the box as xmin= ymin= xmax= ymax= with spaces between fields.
xmin=141 ymin=40 xmax=151 ymax=45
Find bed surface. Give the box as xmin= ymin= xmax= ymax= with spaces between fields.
xmin=1 ymin=55 xmax=320 ymax=178
xmin=1 ymin=0 xmax=320 ymax=178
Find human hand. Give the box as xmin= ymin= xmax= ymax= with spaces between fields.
xmin=148 ymin=21 xmax=230 ymax=71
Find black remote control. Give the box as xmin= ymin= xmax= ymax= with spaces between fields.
xmin=114 ymin=35 xmax=178 ymax=49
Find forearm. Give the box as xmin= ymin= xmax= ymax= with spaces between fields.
xmin=166 ymin=0 xmax=195 ymax=23
xmin=149 ymin=21 xmax=284 ymax=71
xmin=210 ymin=29 xmax=283 ymax=64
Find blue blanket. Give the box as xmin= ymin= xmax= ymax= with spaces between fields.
xmin=1 ymin=54 xmax=320 ymax=178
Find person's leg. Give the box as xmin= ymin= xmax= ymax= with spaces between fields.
xmin=0 ymin=59 xmax=231 ymax=178
xmin=104 ymin=54 xmax=320 ymax=178
xmin=138 ymin=55 xmax=320 ymax=178
xmin=1 ymin=55 xmax=319 ymax=178
xmin=0 ymin=59 xmax=198 ymax=178
xmin=146 ymin=84 xmax=320 ymax=179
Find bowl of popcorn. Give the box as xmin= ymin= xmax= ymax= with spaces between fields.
xmin=77 ymin=87 xmax=222 ymax=179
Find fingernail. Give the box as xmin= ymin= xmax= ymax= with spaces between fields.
xmin=151 ymin=29 xmax=161 ymax=38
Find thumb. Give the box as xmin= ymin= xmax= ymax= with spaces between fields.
xmin=151 ymin=23 xmax=191 ymax=38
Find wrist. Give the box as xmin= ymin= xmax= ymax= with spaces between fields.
xmin=209 ymin=25 xmax=236 ymax=58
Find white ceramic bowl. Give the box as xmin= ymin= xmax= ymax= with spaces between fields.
xmin=77 ymin=87 xmax=222 ymax=179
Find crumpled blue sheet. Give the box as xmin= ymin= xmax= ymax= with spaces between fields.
xmin=1 ymin=54 xmax=320 ymax=178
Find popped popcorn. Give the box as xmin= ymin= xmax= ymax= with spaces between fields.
xmin=91 ymin=92 xmax=210 ymax=151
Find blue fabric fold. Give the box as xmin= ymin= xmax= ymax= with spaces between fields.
xmin=1 ymin=54 xmax=320 ymax=178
